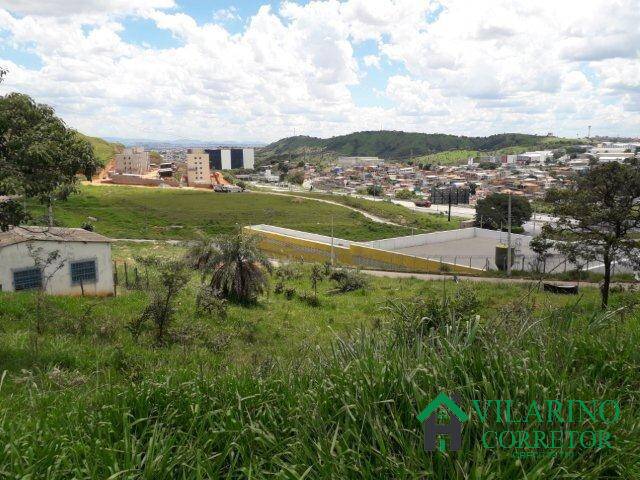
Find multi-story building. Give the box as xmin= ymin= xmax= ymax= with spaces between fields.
xmin=114 ymin=147 xmax=150 ymax=175
xmin=186 ymin=148 xmax=211 ymax=185
xmin=186 ymin=148 xmax=255 ymax=182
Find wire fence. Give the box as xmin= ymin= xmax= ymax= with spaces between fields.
xmin=427 ymin=253 xmax=633 ymax=277
xmin=112 ymin=259 xmax=149 ymax=295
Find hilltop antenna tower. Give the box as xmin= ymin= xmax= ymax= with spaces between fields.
xmin=587 ymin=125 xmax=591 ymax=138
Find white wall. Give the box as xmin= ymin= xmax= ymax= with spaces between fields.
xmin=221 ymin=149 xmax=231 ymax=170
xmin=243 ymin=148 xmax=255 ymax=170
xmin=362 ymin=228 xmax=477 ymax=250
xmin=362 ymin=227 xmax=533 ymax=250
xmin=0 ymin=241 xmax=114 ymax=296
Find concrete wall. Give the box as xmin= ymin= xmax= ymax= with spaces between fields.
xmin=221 ymin=150 xmax=231 ymax=170
xmin=243 ymin=148 xmax=255 ymax=170
xmin=0 ymin=241 xmax=114 ymax=296
xmin=473 ymin=227 xmax=532 ymax=245
xmin=105 ymin=174 xmax=179 ymax=188
xmin=362 ymin=227 xmax=533 ymax=250
xmin=362 ymin=228 xmax=476 ymax=250
xmin=244 ymin=225 xmax=480 ymax=274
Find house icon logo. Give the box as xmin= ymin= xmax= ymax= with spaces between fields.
xmin=417 ymin=393 xmax=468 ymax=452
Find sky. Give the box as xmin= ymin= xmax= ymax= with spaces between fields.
xmin=0 ymin=0 xmax=639 ymax=143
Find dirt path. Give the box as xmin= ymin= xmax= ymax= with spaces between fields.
xmin=361 ymin=269 xmax=636 ymax=289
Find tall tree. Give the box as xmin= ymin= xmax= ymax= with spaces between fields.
xmin=0 ymin=92 xmax=100 ymax=228
xmin=543 ymin=162 xmax=640 ymax=308
xmin=475 ymin=192 xmax=532 ymax=229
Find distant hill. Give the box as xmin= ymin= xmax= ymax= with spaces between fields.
xmin=76 ymin=133 xmax=124 ymax=165
xmin=257 ymin=130 xmax=572 ymax=165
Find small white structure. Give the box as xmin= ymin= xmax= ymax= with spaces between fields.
xmin=0 ymin=227 xmax=114 ymax=296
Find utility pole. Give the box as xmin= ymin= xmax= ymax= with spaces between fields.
xmin=330 ymin=215 xmax=335 ymax=266
xmin=447 ymin=187 xmax=452 ymax=222
xmin=507 ymin=190 xmax=512 ymax=277
xmin=587 ymin=125 xmax=591 ymax=138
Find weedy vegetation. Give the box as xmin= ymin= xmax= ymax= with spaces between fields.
xmin=0 ymin=242 xmax=639 ymax=478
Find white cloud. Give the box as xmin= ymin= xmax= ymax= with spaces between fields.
xmin=0 ymin=0 xmax=175 ymax=16
xmin=212 ymin=7 xmax=240 ymax=22
xmin=363 ymin=55 xmax=380 ymax=68
xmin=0 ymin=0 xmax=638 ymax=141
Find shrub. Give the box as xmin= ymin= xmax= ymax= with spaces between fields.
xmin=195 ymin=285 xmax=228 ymax=319
xmin=329 ymin=268 xmax=369 ymax=293
xmin=136 ymin=257 xmax=190 ymax=345
xmin=187 ymin=233 xmax=272 ymax=304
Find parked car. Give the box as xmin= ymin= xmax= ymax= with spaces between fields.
xmin=413 ymin=199 xmax=432 ymax=207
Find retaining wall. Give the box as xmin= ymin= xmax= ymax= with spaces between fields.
xmin=362 ymin=227 xmax=533 ymax=251
xmin=244 ymin=225 xmax=480 ymax=274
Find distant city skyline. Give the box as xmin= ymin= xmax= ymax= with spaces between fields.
xmin=1 ymin=0 xmax=639 ymax=142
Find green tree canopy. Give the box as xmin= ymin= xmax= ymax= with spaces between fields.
xmin=0 ymin=92 xmax=100 ymax=228
xmin=475 ymin=193 xmax=532 ymax=229
xmin=542 ymin=162 xmax=640 ymax=308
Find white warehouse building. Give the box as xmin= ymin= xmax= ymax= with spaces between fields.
xmin=0 ymin=227 xmax=114 ymax=296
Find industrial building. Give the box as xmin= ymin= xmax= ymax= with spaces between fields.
xmin=336 ymin=156 xmax=383 ymax=167
xmin=114 ymin=147 xmax=150 ymax=175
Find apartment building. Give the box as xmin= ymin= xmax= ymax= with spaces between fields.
xmin=186 ymin=148 xmax=211 ymax=185
xmin=114 ymin=147 xmax=150 ymax=175
xmin=186 ymin=148 xmax=255 ymax=181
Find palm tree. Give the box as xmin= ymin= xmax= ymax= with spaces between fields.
xmin=187 ymin=233 xmax=272 ymax=304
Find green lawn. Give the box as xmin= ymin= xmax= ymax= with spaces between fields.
xmin=0 ymin=260 xmax=638 ymax=477
xmin=414 ymin=149 xmax=480 ymax=165
xmin=271 ymin=191 xmax=462 ymax=232
xmin=34 ymin=185 xmax=418 ymax=241
xmin=76 ymin=133 xmax=123 ymax=165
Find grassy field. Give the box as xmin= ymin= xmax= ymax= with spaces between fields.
xmin=414 ymin=149 xmax=479 ymax=165
xmin=76 ymin=133 xmax=123 ymax=165
xmin=34 ymin=185 xmax=421 ymax=241
xmin=0 ymin=255 xmax=638 ymax=477
xmin=271 ymin=191 xmax=462 ymax=232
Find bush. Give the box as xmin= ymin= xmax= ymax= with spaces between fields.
xmin=329 ymin=268 xmax=369 ymax=293
xmin=195 ymin=285 xmax=228 ymax=319
xmin=394 ymin=189 xmax=415 ymax=200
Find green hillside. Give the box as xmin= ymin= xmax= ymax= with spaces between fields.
xmin=257 ymin=130 xmax=574 ymax=165
xmin=76 ymin=132 xmax=123 ymax=165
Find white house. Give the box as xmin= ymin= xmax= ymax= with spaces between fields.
xmin=0 ymin=227 xmax=114 ymax=296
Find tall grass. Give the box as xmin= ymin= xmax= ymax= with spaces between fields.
xmin=0 ymin=282 xmax=638 ymax=478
